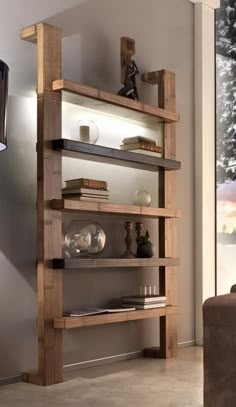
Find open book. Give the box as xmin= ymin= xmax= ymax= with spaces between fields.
xmin=64 ymin=307 xmax=136 ymax=317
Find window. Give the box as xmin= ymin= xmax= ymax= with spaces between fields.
xmin=216 ymin=0 xmax=236 ymax=294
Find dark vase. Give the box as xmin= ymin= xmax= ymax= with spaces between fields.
xmin=137 ymin=241 xmax=154 ymax=258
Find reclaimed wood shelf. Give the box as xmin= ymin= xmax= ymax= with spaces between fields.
xmin=52 ymin=139 xmax=181 ymax=172
xmin=52 ymin=199 xmax=181 ymax=218
xmin=52 ymin=79 xmax=180 ymax=125
xmin=21 ymin=22 xmax=180 ymax=386
xmin=54 ymin=306 xmax=179 ymax=329
xmin=52 ymin=257 xmax=179 ymax=269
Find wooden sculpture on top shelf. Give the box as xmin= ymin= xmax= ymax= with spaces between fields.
xmin=117 ymin=36 xmax=139 ymax=100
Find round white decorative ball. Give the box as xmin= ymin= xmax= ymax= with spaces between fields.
xmin=133 ymin=190 xmax=151 ymax=206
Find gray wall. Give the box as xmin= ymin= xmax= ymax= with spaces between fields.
xmin=0 ymin=0 xmax=194 ymax=379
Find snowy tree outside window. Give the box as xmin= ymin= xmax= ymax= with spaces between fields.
xmin=216 ymin=0 xmax=236 ymax=294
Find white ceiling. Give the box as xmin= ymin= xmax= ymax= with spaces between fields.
xmin=0 ymin=0 xmax=87 ymax=96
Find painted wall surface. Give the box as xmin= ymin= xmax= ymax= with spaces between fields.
xmin=0 ymin=0 xmax=194 ymax=379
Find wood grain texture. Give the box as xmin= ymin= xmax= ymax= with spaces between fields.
xmin=142 ymin=71 xmax=162 ymax=85
xmin=51 ymin=199 xmax=181 ymax=218
xmin=52 ymin=139 xmax=181 ymax=172
xmin=31 ymin=23 xmax=63 ymax=386
xmin=158 ymin=70 xmax=178 ymax=359
xmin=52 ymin=79 xmax=180 ymax=124
xmin=52 ymin=257 xmax=180 ymax=269
xmin=23 ymin=371 xmax=43 ymax=386
xmin=120 ymin=37 xmax=135 ymax=84
xmin=21 ymin=25 xmax=37 ymax=43
xmin=54 ymin=306 xmax=179 ymax=329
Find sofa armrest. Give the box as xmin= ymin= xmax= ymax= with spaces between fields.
xmin=230 ymin=284 xmax=236 ymax=293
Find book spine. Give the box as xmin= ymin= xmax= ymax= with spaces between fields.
xmin=65 ymin=179 xmax=108 ymax=190
xmin=62 ymin=188 xmax=109 ymax=195
xmin=62 ymin=195 xmax=109 ymax=202
xmin=121 ymin=143 xmax=162 ymax=153
xmin=139 ymin=143 xmax=162 ymax=153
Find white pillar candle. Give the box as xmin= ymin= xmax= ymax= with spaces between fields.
xmin=80 ymin=125 xmax=90 ymax=143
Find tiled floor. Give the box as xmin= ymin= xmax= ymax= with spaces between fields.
xmin=0 ymin=347 xmax=203 ymax=407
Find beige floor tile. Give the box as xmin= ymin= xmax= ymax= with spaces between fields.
xmin=0 ymin=347 xmax=203 ymax=407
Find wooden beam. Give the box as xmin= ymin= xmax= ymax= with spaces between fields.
xmin=21 ymin=22 xmax=63 ymax=386
xmin=21 ymin=25 xmax=37 ymax=43
xmin=120 ymin=37 xmax=135 ymax=84
xmin=51 ymin=199 xmax=181 ymax=218
xmin=52 ymin=139 xmax=181 ymax=172
xmin=142 ymin=71 xmax=162 ymax=85
xmin=54 ymin=306 xmax=180 ymax=329
xmin=159 ymin=70 xmax=178 ymax=358
xmin=52 ymin=79 xmax=180 ymax=124
xmin=52 ymin=257 xmax=180 ymax=269
xmin=36 ymin=23 xmax=63 ymax=386
xmin=144 ymin=70 xmax=178 ymax=359
xmin=23 ymin=370 xmax=43 ymax=385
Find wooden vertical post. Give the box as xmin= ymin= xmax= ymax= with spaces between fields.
xmin=142 ymin=70 xmax=178 ymax=359
xmin=120 ymin=37 xmax=135 ymax=84
xmin=158 ymin=70 xmax=178 ymax=358
xmin=21 ymin=23 xmax=63 ymax=385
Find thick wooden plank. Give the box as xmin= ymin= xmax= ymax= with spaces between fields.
xmin=158 ymin=70 xmax=178 ymax=359
xmin=21 ymin=24 xmax=37 ymax=43
xmin=52 ymin=257 xmax=180 ymax=269
xmin=120 ymin=37 xmax=135 ymax=84
xmin=142 ymin=71 xmax=162 ymax=85
xmin=23 ymin=371 xmax=43 ymax=386
xmin=52 ymin=79 xmax=180 ymax=124
xmin=52 ymin=139 xmax=181 ymax=172
xmin=51 ymin=199 xmax=181 ymax=218
xmin=54 ymin=306 xmax=179 ymax=329
xmin=34 ymin=23 xmax=63 ymax=386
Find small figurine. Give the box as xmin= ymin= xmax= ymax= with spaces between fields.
xmin=136 ymin=230 xmax=154 ymax=258
xmin=117 ymin=60 xmax=139 ymax=100
xmin=121 ymin=221 xmax=135 ymax=258
xmin=118 ymin=36 xmax=139 ymax=101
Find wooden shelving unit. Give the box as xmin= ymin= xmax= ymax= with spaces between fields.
xmin=54 ymin=306 xmax=179 ymax=329
xmin=52 ymin=199 xmax=181 ymax=218
xmin=52 ymin=79 xmax=180 ymax=124
xmin=52 ymin=139 xmax=181 ymax=171
xmin=21 ymin=22 xmax=180 ymax=386
xmin=52 ymin=257 xmax=180 ymax=269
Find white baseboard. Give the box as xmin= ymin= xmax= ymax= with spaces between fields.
xmin=64 ymin=341 xmax=196 ymax=372
xmin=178 ymin=340 xmax=196 ymax=348
xmin=64 ymin=350 xmax=142 ymax=372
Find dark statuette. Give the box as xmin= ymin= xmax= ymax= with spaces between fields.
xmin=118 ymin=60 xmax=139 ymax=100
xmin=136 ymin=230 xmax=154 ymax=258
xmin=121 ymin=221 xmax=135 ymax=258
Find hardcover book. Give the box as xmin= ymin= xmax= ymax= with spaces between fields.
xmin=65 ymin=178 xmax=108 ymax=190
xmin=123 ymin=303 xmax=166 ymax=310
xmin=122 ymin=295 xmax=167 ymax=304
xmin=120 ymin=142 xmax=162 ymax=154
xmin=61 ymin=195 xmax=109 ymax=202
xmin=62 ymin=187 xmax=109 ymax=196
xmin=122 ymin=136 xmax=156 ymax=145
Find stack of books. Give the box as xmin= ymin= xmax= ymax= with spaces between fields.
xmin=122 ymin=295 xmax=167 ymax=310
xmin=62 ymin=178 xmax=109 ymax=202
xmin=120 ymin=136 xmax=162 ymax=157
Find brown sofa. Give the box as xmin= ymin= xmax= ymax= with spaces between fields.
xmin=204 ymin=285 xmax=236 ymax=407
